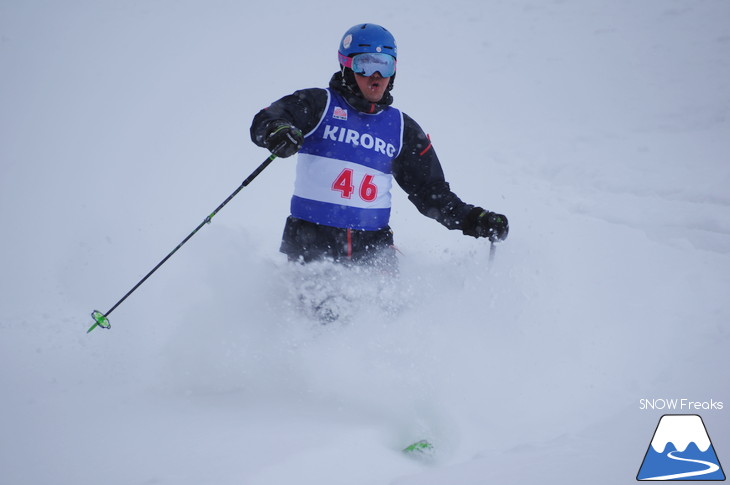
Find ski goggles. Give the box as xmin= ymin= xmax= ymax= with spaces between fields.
xmin=339 ymin=52 xmax=396 ymax=77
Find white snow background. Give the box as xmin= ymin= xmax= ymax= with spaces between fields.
xmin=1 ymin=1 xmax=729 ymax=484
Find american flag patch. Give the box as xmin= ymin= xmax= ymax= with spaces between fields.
xmin=333 ymin=106 xmax=348 ymax=120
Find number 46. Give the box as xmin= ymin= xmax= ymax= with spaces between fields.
xmin=332 ymin=168 xmax=378 ymax=202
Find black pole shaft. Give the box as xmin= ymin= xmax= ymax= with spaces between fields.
xmin=100 ymin=151 xmax=278 ymax=320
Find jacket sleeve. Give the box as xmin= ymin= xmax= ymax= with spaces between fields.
xmin=250 ymin=88 xmax=328 ymax=147
xmin=392 ymin=113 xmax=475 ymax=231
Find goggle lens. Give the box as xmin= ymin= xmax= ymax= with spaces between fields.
xmin=347 ymin=53 xmax=396 ymax=78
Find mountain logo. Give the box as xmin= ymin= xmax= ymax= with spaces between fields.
xmin=637 ymin=414 xmax=725 ymax=481
xmin=333 ymin=106 xmax=348 ymax=121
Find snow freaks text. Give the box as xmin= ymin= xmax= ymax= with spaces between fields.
xmin=639 ymin=399 xmax=724 ymax=411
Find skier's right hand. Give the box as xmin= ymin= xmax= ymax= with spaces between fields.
xmin=264 ymin=120 xmax=304 ymax=158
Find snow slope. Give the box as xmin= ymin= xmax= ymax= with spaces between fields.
xmin=1 ymin=1 xmax=728 ymax=484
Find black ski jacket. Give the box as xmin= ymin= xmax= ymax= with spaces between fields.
xmin=251 ymin=72 xmax=477 ymax=233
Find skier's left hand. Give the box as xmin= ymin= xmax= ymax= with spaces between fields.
xmin=462 ymin=207 xmax=509 ymax=241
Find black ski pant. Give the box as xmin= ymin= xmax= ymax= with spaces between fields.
xmin=279 ymin=216 xmax=397 ymax=270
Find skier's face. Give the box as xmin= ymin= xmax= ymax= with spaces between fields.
xmin=354 ymin=72 xmax=390 ymax=103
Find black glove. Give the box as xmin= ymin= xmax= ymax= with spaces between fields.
xmin=462 ymin=207 xmax=509 ymax=241
xmin=264 ymin=120 xmax=303 ymax=158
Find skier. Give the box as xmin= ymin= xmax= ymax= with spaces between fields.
xmin=250 ymin=23 xmax=508 ymax=269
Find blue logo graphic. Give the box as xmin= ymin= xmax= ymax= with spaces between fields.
xmin=637 ymin=414 xmax=725 ymax=481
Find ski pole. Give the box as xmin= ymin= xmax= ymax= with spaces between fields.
xmin=87 ymin=148 xmax=282 ymax=334
xmin=487 ymin=239 xmax=499 ymax=271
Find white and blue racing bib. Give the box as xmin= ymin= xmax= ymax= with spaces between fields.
xmin=290 ymin=89 xmax=404 ymax=230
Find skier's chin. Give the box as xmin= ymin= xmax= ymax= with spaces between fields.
xmin=355 ymin=74 xmax=389 ymax=103
xmin=362 ymin=87 xmax=384 ymax=103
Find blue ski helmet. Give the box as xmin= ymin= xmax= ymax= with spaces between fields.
xmin=338 ymin=23 xmax=397 ymax=67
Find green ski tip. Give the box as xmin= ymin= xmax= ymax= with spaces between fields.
xmin=403 ymin=439 xmax=434 ymax=457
